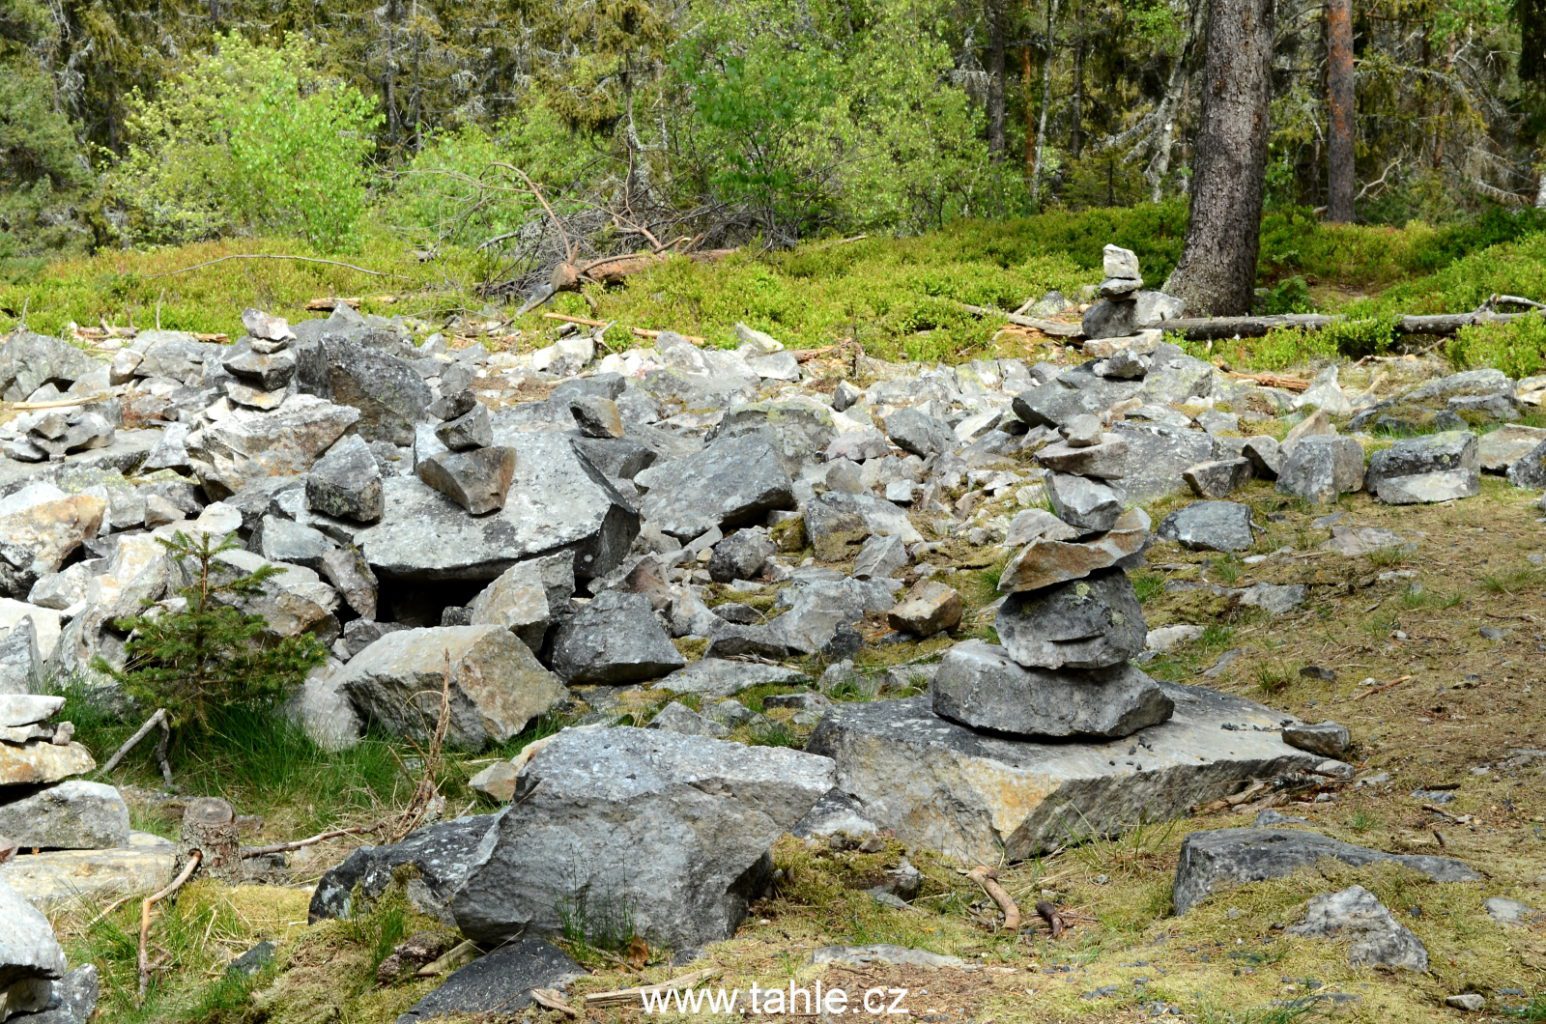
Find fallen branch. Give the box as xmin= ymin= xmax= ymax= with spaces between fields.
xmin=583 ymin=968 xmax=720 ymax=1007
xmin=1195 ymin=779 xmax=1270 ymax=815
xmin=1034 ymin=900 xmax=1068 ymax=938
xmin=965 ymin=865 xmax=1022 ymax=932
xmin=138 ymin=850 xmax=202 ymax=999
xmin=539 ymin=312 xmax=704 ymax=345
xmin=147 ymin=254 xmax=392 ymax=280
xmin=531 ymin=988 xmax=580 ymax=1017
xmin=100 ymin=709 xmax=169 ymax=776
xmin=1156 ymin=307 xmax=1540 ymax=341
xmin=4 ymin=392 xmax=111 ymax=412
xmin=240 ymin=824 xmax=377 ymax=858
xmin=306 ymin=295 xmax=397 ymax=311
xmin=1349 ymin=674 xmax=1414 ymax=701
xmin=390 ymin=654 xmax=454 ymax=842
xmin=955 ymin=302 xmax=1084 ymax=337
xmin=1224 ymin=371 xmax=1310 ymax=392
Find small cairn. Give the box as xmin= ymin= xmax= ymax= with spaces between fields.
xmin=414 ymin=389 xmax=515 ymax=515
xmin=1 ymin=408 xmax=114 ymax=463
xmin=220 ymin=308 xmax=298 ymax=410
xmin=1081 ymin=244 xmax=1150 ymax=341
xmin=0 ymin=694 xmax=130 ymax=852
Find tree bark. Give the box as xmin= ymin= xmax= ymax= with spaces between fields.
xmin=1164 ymin=0 xmax=1276 ymax=316
xmin=986 ymin=0 xmax=1008 ymax=159
xmin=1030 ymin=0 xmax=1060 ymax=202
xmin=179 ymin=797 xmax=241 ymax=883
xmin=1325 ymin=0 xmax=1355 ymax=222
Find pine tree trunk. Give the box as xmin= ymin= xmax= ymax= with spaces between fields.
xmin=1164 ymin=0 xmax=1275 ymax=316
xmin=986 ymin=0 xmax=1008 ymax=159
xmin=1325 ymin=0 xmax=1355 ymax=222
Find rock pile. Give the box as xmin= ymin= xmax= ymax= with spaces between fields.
xmin=1 ymin=409 xmax=114 ymax=464
xmin=221 ymin=308 xmax=299 ymax=410
xmin=0 ymin=694 xmax=129 ymax=851
xmin=414 ymin=390 xmax=516 ymax=515
xmin=1080 ymin=245 xmax=1184 ymax=341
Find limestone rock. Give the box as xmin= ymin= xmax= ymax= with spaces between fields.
xmin=1045 ymin=473 xmax=1122 ymax=534
xmin=636 ymin=431 xmax=796 ymax=539
xmin=306 ymin=434 xmax=384 ymax=523
xmin=1287 ymin=885 xmax=1428 ymax=971
xmin=1276 ymin=435 xmax=1365 ymax=504
xmin=310 ymin=815 xmax=494 ymax=923
xmin=0 ymin=780 xmax=130 ymax=850
xmin=549 ymin=591 xmax=685 ymax=685
xmin=1281 ymin=721 xmax=1351 ymax=758
xmin=998 ymin=508 xmax=1149 ymax=593
xmin=1183 ymin=457 xmax=1252 ymax=499
xmin=0 ymin=876 xmax=66 ymax=1019
xmin=416 ymin=445 xmax=517 ymax=516
xmin=396 ymin=939 xmax=584 ymax=1024
xmin=187 ymin=394 xmax=360 ymax=497
xmin=995 ymin=570 xmax=1146 ymax=670
xmin=0 ymin=742 xmax=94 ymax=787
xmin=1156 ymin=501 xmax=1255 ymax=552
xmin=1365 ymin=430 xmax=1479 ymax=505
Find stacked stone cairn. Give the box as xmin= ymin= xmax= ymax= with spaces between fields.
xmin=413 ymin=389 xmax=516 ymax=515
xmin=0 ymin=694 xmax=129 ymax=852
xmin=221 ymin=308 xmax=298 ymax=410
xmin=929 ymin=472 xmax=1174 ymax=740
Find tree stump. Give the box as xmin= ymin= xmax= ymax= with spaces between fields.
xmin=179 ymin=797 xmax=241 ymax=882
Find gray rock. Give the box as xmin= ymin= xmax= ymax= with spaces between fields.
xmin=416 ymin=445 xmax=517 ymax=516
xmin=1484 ymin=896 xmax=1542 ymax=927
xmin=792 ymin=789 xmax=878 ymax=838
xmin=655 ymin=659 xmax=807 ymax=699
xmin=1183 ymin=458 xmax=1252 ymax=499
xmin=709 ymin=528 xmax=775 ymax=583
xmin=434 ymin=404 xmax=493 ymax=452
xmin=306 ymin=434 xmax=384 ymax=523
xmin=1444 ymin=994 xmax=1485 ymax=1012
xmin=467 ymin=553 xmax=574 ymax=652
xmin=995 ymin=570 xmax=1146 ymax=670
xmin=1082 ymin=299 xmax=1137 ymax=340
xmin=0 ymin=876 xmax=66 ymax=1019
xmin=0 ymin=780 xmax=130 ymax=850
xmin=1287 ymin=885 xmax=1428 ymax=971
xmin=286 ymin=662 xmax=363 ymax=752
xmin=1035 ymin=435 xmax=1130 ymax=479
xmin=807 ymin=685 xmax=1333 ymax=864
xmin=1477 ymin=424 xmax=1546 ymax=472
xmin=0 ymin=487 xmax=106 ymax=598
xmin=17 ymin=963 xmax=99 ymax=1024
xmin=336 ymin=626 xmax=567 ymax=749
xmin=931 ymin=640 xmax=1172 ymax=738
xmin=810 ymin=945 xmax=966 ymax=969
xmin=353 ymin=433 xmax=639 ymax=582
xmin=397 ymin=939 xmax=584 ymax=1024
xmin=1045 ymin=473 xmax=1122 ymax=534
xmin=448 ymin=727 xmax=835 ymax=949
xmin=550 ymin=590 xmax=685 ymax=685
xmin=0 ymin=619 xmax=41 ymax=695
xmin=883 ymin=408 xmax=955 ymax=458
xmin=648 ymin=701 xmax=731 ymax=739
xmin=1505 ymin=438 xmax=1546 ymax=489
xmin=222 ymin=347 xmax=296 ymax=390
xmin=1103 ymin=244 xmax=1140 ymax=280
xmin=636 ymin=431 xmax=795 ymax=539
xmin=1172 ymin=828 xmax=1479 ymax=914
xmin=567 ymin=395 xmax=624 ymax=439
xmin=1276 ymin=435 xmax=1365 ymax=504
xmin=1014 ymin=375 xmax=1142 ymax=429
xmin=292 ymin=320 xmax=434 ymax=444
xmin=0 ymin=332 xmax=99 ymax=401
xmin=310 ymin=815 xmax=495 ymax=923
xmin=1366 ymin=431 xmax=1479 ymax=504
xmin=1156 ymin=501 xmax=1255 ymax=552
xmin=1241 ymin=436 xmax=1282 ymax=478
xmin=1235 ymin=582 xmax=1307 ymax=616
xmin=1282 ymin=721 xmax=1351 ymax=758
xmin=0 ymin=741 xmax=95 ymax=787
xmin=998 ymin=507 xmax=1150 ymax=593
xmin=0 ymin=695 xmax=64 ymax=728
xmin=886 ymin=581 xmax=962 ymax=637
xmin=188 ymin=394 xmax=360 ymax=497
xmin=251 ymin=517 xmax=330 ymax=570
xmin=852 ymin=534 xmax=909 ymax=580
xmin=1133 ymin=290 xmax=1185 ymax=327
xmin=1321 ymin=524 xmax=1412 ymax=557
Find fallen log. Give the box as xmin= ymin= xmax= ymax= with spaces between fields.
xmin=1155 ymin=308 xmax=1539 ymax=341
xmin=548 ymin=248 xmax=736 ymax=295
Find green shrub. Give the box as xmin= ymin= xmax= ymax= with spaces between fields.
xmin=105 ymin=33 xmax=380 ymax=250
xmin=1448 ymin=312 xmax=1546 ymax=379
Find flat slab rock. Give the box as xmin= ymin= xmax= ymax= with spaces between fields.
xmin=0 ymin=831 xmax=176 ymax=909
xmin=1172 ymin=827 xmax=1480 ymax=914
xmin=0 ymin=780 xmax=130 ymax=850
xmin=396 ymin=938 xmax=584 ymax=1024
xmin=806 ymin=685 xmax=1337 ymax=865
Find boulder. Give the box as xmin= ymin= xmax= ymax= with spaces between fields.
xmin=187 ymin=394 xmax=360 ymax=497
xmin=0 ymin=487 xmax=106 ymax=597
xmin=1156 ymin=501 xmax=1255 ymax=552
xmin=549 ymin=591 xmax=685 ymax=685
xmin=1477 ymin=424 xmax=1546 ymax=473
xmin=397 ymin=939 xmax=584 ymax=1024
xmin=1281 ymin=721 xmax=1351 ymax=758
xmin=0 ymin=780 xmax=130 ymax=850
xmin=805 ymin=492 xmax=921 ymax=562
xmin=647 ymin=701 xmax=731 ymax=739
xmin=635 ymin=431 xmax=795 ymax=539
xmin=654 ymin=659 xmax=808 ymax=699
xmin=995 ymin=570 xmax=1146 ymax=670
xmin=930 ymin=640 xmax=1172 ymax=738
xmin=1171 ymin=827 xmax=1479 ymax=914
xmin=1107 ymin=421 xmax=1218 ymax=502
xmin=709 ymin=528 xmax=775 ymax=583
xmin=997 ymin=508 xmax=1149 ymax=593
xmin=1505 ymin=437 xmax=1546 ymax=489
xmin=1044 ymin=473 xmax=1122 ymax=534
xmin=310 ymin=816 xmax=495 ymax=923
xmin=0 ymin=332 xmax=99 ymax=400
xmin=1035 ymin=435 xmax=1130 ymax=479
xmin=1183 ymin=457 xmax=1252 ymax=499
xmin=306 ymin=435 xmax=384 ymax=523
xmin=883 ymin=408 xmax=955 ymax=458
xmin=286 ymin=663 xmax=364 ymax=752
xmin=447 ymin=727 xmax=835 ymax=949
xmin=1241 ymin=436 xmax=1282 ymax=478
xmin=0 ymin=742 xmax=94 ymax=787
xmin=0 ymin=696 xmax=63 ymax=728
xmin=467 ymin=553 xmax=575 ymax=652
xmin=207 ymin=549 xmax=339 ymax=641
xmin=336 ymin=626 xmax=567 ymax=749
xmin=807 ymin=685 xmax=1333 ymax=864
xmin=292 ymin=321 xmax=434 ymax=444
xmin=416 ymin=446 xmax=517 ymax=516
xmin=886 ymin=581 xmax=962 ymax=637
xmin=1276 ymin=435 xmax=1365 ymax=504
xmin=1286 ymin=885 xmax=1428 ymax=971
xmin=1004 ymin=508 xmax=1079 ymax=547
xmin=0 ymin=876 xmax=66 ymax=1020
xmin=1365 ymin=430 xmax=1479 ymax=504
xmin=435 ymin=405 xmax=493 ymax=452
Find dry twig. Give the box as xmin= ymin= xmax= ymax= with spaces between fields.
xmin=583 ymin=968 xmax=720 ymax=1007
xmin=138 ymin=850 xmax=203 ymax=999
xmin=966 ymin=865 xmax=1022 ymax=932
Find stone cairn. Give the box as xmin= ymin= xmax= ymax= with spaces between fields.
xmin=929 ymin=470 xmax=1174 ymax=741
xmin=0 ymin=694 xmax=130 ymax=853
xmin=221 ymin=308 xmax=298 ymax=410
xmin=414 ymin=389 xmax=516 ymax=515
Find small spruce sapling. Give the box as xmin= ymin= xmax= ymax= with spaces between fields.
xmin=97 ymin=530 xmax=327 ymax=736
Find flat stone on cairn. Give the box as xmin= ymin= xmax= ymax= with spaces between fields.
xmin=0 ymin=695 xmax=130 ymax=850
xmin=224 ymin=309 xmax=298 ymax=410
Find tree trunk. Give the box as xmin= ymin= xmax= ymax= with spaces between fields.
xmin=1325 ymin=0 xmax=1355 ymax=222
xmin=1071 ymin=26 xmax=1085 ymax=159
xmin=1164 ymin=0 xmax=1275 ymax=316
xmin=1030 ymin=0 xmax=1060 ymax=202
xmin=1537 ymin=168 xmax=1546 ymax=208
xmin=986 ymin=0 xmax=1008 ymax=159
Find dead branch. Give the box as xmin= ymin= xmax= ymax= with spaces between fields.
xmin=390 ymin=654 xmax=454 ymax=842
xmin=138 ymin=850 xmax=202 ymax=1000
xmin=240 ymin=824 xmax=377 ymax=858
xmin=146 ymin=254 xmax=392 ymax=280
xmin=583 ymin=968 xmax=720 ymax=1007
xmin=966 ymin=865 xmax=1022 ymax=932
xmin=4 ymin=393 xmax=110 ymax=411
xmin=1349 ymin=674 xmax=1414 ymax=701
xmin=955 ymin=302 xmax=1085 ymax=337
xmin=538 ymin=312 xmax=704 ymax=345
xmin=1223 ymin=371 xmax=1311 ymax=392
xmin=100 ymin=709 xmax=169 ymax=776
xmin=531 ymin=988 xmax=580 ymax=1017
xmin=306 ymin=295 xmax=397 ymax=311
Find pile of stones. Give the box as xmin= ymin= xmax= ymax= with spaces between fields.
xmin=412 ymin=390 xmax=516 ymax=515
xmin=0 ymin=694 xmax=129 ymax=852
xmin=220 ymin=308 xmax=298 ymax=410
xmin=1 ymin=409 xmax=114 ymax=464
xmin=1080 ymin=245 xmax=1184 ymax=341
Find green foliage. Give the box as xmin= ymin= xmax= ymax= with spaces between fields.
xmin=105 ymin=33 xmax=380 ymax=250
xmin=1260 ymin=275 xmax=1313 ymax=315
xmin=1447 ymin=310 xmax=1546 ymax=378
xmin=97 ymin=530 xmax=326 ymax=732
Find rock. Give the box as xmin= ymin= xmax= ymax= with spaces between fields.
xmin=0 ymin=332 xmax=99 ymax=401
xmin=648 ymin=701 xmax=731 ymax=739
xmin=434 ymin=405 xmax=493 ymax=452
xmin=995 ymin=570 xmax=1146 ymax=670
xmin=567 ymin=395 xmax=624 ymax=439
xmin=467 ymin=554 xmax=574 ymax=651
xmin=1365 ymin=430 xmax=1479 ymax=504
xmin=1445 ymin=994 xmax=1485 ymax=1012
xmin=1035 ymin=435 xmax=1130 ymax=478
xmin=1156 ymin=501 xmax=1255 ymax=552
xmin=1014 ymin=374 xmax=1142 ymax=429
xmin=1133 ymin=290 xmax=1185 ymax=327
xmin=1294 ymin=365 xmax=1353 ymax=418
xmin=1082 ymin=299 xmax=1137 ymax=340
xmin=1144 ymin=624 xmax=1204 ymax=654
xmin=1235 ymin=582 xmax=1307 ymax=616
xmin=187 ymin=394 xmax=360 ymax=497
xmin=0 ymin=781 xmax=130 ymax=850
xmin=286 ymin=663 xmax=364 ymax=752
xmin=1477 ymin=424 xmax=1546 ymax=472
xmin=201 ymin=549 xmax=339 ymax=641
xmin=0 ymin=488 xmax=106 ymax=597
xmin=1004 ymin=508 xmax=1079 ymax=547
xmin=1281 ymin=721 xmax=1351 ymax=758
xmin=310 ymin=816 xmax=495 ymax=923
xmin=709 ymin=528 xmax=775 ymax=583
xmin=550 ymin=590 xmax=685 ymax=685
xmin=808 ymin=685 xmax=1333 ymax=864
xmin=931 ymin=640 xmax=1172 ymax=738
xmin=319 ymin=544 xmax=378 ymax=619
xmin=353 ymin=433 xmax=639 ymax=582
xmin=1241 ymin=436 xmax=1282 ymax=478
xmin=396 ymin=939 xmax=584 ymax=1024
xmin=0 ymin=696 xmax=63 ymax=728
xmin=447 ymin=727 xmax=835 ymax=949
xmin=1171 ymin=828 xmax=1479 ymax=914
xmin=468 ymin=761 xmax=520 ymax=802
xmin=636 ymin=431 xmax=795 ymax=539
xmin=0 ymin=742 xmax=94 ymax=787
xmin=1045 ymin=473 xmax=1122 ymax=534
xmin=416 ymin=445 xmax=517 ymax=516
xmin=1183 ymin=458 xmax=1252 ymax=499
xmin=810 ymin=945 xmax=966 ymax=969
xmin=1103 ymin=244 xmax=1140 ymax=280
xmin=655 ymin=659 xmax=807 ymax=699
xmin=0 ymin=831 xmax=173 ymax=910
xmin=805 ymin=492 xmax=920 ymax=562
xmin=998 ymin=508 xmax=1149 ymax=593
xmin=0 ymin=620 xmax=40 ymax=695
xmin=1484 ymin=896 xmax=1542 ymax=927
xmin=1505 ymin=438 xmax=1546 ymax=489
xmin=0 ymin=876 xmax=66 ymax=1019
xmin=832 ymin=381 xmax=861 ymax=412
xmin=291 ymin=322 xmax=434 ymax=444
xmin=852 ymin=534 xmax=909 ymax=580
xmin=1321 ymin=524 xmax=1411 ymax=557
xmin=883 ymin=408 xmax=956 ymax=458
xmin=1287 ymin=885 xmax=1428 ymax=971
xmin=1107 ymin=421 xmax=1217 ymax=501
xmin=222 ymin=347 xmax=296 ymax=390
xmin=19 ymin=963 xmax=99 ymax=1024
xmin=1276 ymin=435 xmax=1365 ymax=504
xmin=336 ymin=626 xmax=567 ymax=749
xmin=886 ymin=581 xmax=962 ymax=637
xmin=306 ymin=435 xmax=384 ymax=523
